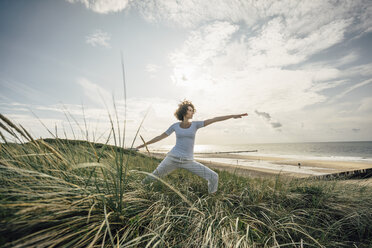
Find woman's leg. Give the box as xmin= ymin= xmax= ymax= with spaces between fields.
xmin=179 ymin=160 xmax=219 ymax=193
xmin=142 ymin=155 xmax=178 ymax=184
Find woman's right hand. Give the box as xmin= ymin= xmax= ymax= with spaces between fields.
xmin=233 ymin=113 xmax=248 ymax=119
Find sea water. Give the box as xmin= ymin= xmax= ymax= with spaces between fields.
xmin=153 ymin=141 xmax=372 ymax=175
xmin=156 ymin=141 xmax=372 ymax=161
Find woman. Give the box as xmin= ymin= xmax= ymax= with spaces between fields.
xmin=136 ymin=100 xmax=248 ymax=194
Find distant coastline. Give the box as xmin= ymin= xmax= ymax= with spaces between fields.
xmin=153 ymin=141 xmax=372 ymax=161
xmin=143 ymin=144 xmax=372 ymax=179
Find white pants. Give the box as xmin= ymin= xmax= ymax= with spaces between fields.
xmin=142 ymin=154 xmax=219 ymax=194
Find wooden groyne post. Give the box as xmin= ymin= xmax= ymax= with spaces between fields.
xmin=311 ymin=168 xmax=372 ymax=180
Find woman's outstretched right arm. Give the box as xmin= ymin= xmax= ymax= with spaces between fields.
xmin=136 ymin=132 xmax=169 ymax=149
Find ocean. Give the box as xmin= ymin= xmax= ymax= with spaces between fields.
xmin=151 ymin=141 xmax=372 ymax=175
xmin=154 ymin=141 xmax=372 ymax=162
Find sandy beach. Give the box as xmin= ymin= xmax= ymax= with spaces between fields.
xmin=140 ymin=151 xmax=372 ymax=179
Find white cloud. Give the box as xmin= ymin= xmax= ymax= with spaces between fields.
xmin=333 ymin=78 xmax=372 ymax=101
xmin=167 ymin=20 xmax=350 ymax=113
xmin=86 ymin=29 xmax=111 ymax=48
xmin=138 ymin=0 xmax=370 ymax=113
xmin=136 ymin=0 xmax=371 ymax=35
xmin=76 ymin=77 xmax=112 ymax=105
xmin=169 ymin=21 xmax=238 ymax=87
xmin=0 ymin=96 xmax=181 ymax=145
xmin=0 ymin=78 xmax=45 ymax=103
xmin=145 ymin=64 xmax=161 ymax=73
xmin=29 ymin=0 xmax=371 ymax=144
xmin=340 ymin=63 xmax=372 ymax=78
xmin=136 ymin=0 xmax=260 ymax=28
xmin=334 ymin=52 xmax=359 ymax=67
xmin=67 ymin=0 xmax=130 ymax=14
xmin=357 ymin=97 xmax=372 ymax=113
xmin=138 ymin=0 xmax=371 ymax=143
xmin=241 ymin=17 xmax=351 ymax=69
xmin=170 ymin=21 xmax=238 ymax=65
xmin=145 ymin=64 xmax=161 ymax=78
xmin=162 ymin=0 xmax=371 ymax=116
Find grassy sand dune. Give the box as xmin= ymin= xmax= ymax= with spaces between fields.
xmin=1 ymin=114 xmax=372 ymax=247
xmin=1 ymin=138 xmax=372 ymax=247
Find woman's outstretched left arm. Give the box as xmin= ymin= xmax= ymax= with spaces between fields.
xmin=204 ymin=113 xmax=248 ymax=127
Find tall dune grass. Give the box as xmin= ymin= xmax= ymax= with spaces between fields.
xmin=1 ymin=112 xmax=372 ymax=247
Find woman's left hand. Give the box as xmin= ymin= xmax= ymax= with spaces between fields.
xmin=233 ymin=113 xmax=248 ymax=119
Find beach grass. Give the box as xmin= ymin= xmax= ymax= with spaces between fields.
xmin=1 ymin=115 xmax=372 ymax=248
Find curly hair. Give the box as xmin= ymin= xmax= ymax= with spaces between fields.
xmin=174 ymin=99 xmax=196 ymax=121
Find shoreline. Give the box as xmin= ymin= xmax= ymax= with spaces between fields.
xmin=139 ymin=151 xmax=372 ymax=179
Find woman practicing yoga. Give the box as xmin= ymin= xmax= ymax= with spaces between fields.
xmin=136 ymin=100 xmax=248 ymax=194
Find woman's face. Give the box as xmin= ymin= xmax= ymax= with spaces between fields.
xmin=185 ymin=106 xmax=194 ymax=119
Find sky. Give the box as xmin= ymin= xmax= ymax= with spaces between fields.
xmin=1 ymin=0 xmax=372 ymax=149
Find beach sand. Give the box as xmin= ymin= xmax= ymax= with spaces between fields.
xmin=140 ymin=151 xmax=372 ymax=179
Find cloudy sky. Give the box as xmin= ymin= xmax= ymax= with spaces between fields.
xmin=1 ymin=0 xmax=372 ymax=148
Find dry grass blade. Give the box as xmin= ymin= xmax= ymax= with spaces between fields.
xmin=112 ymin=94 xmax=122 ymax=149
xmin=13 ymin=153 xmax=54 ymax=158
xmin=130 ymin=170 xmax=200 ymax=212
xmin=104 ymin=204 xmax=115 ymax=247
xmin=0 ymin=164 xmax=83 ymax=190
xmin=140 ymin=134 xmax=151 ymax=156
xmin=129 ymin=106 xmax=151 ymax=149
xmin=19 ymin=124 xmax=35 ymax=142
xmin=36 ymin=139 xmax=66 ymax=162
xmin=29 ymin=109 xmax=57 ymax=138
xmin=0 ymin=122 xmax=15 ymax=138
xmin=0 ymin=114 xmax=29 ymax=141
xmin=0 ymin=130 xmax=7 ymax=143
xmin=74 ymin=162 xmax=115 ymax=173
xmin=120 ymin=51 xmax=127 ymax=149
xmin=87 ymin=218 xmax=108 ymax=248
